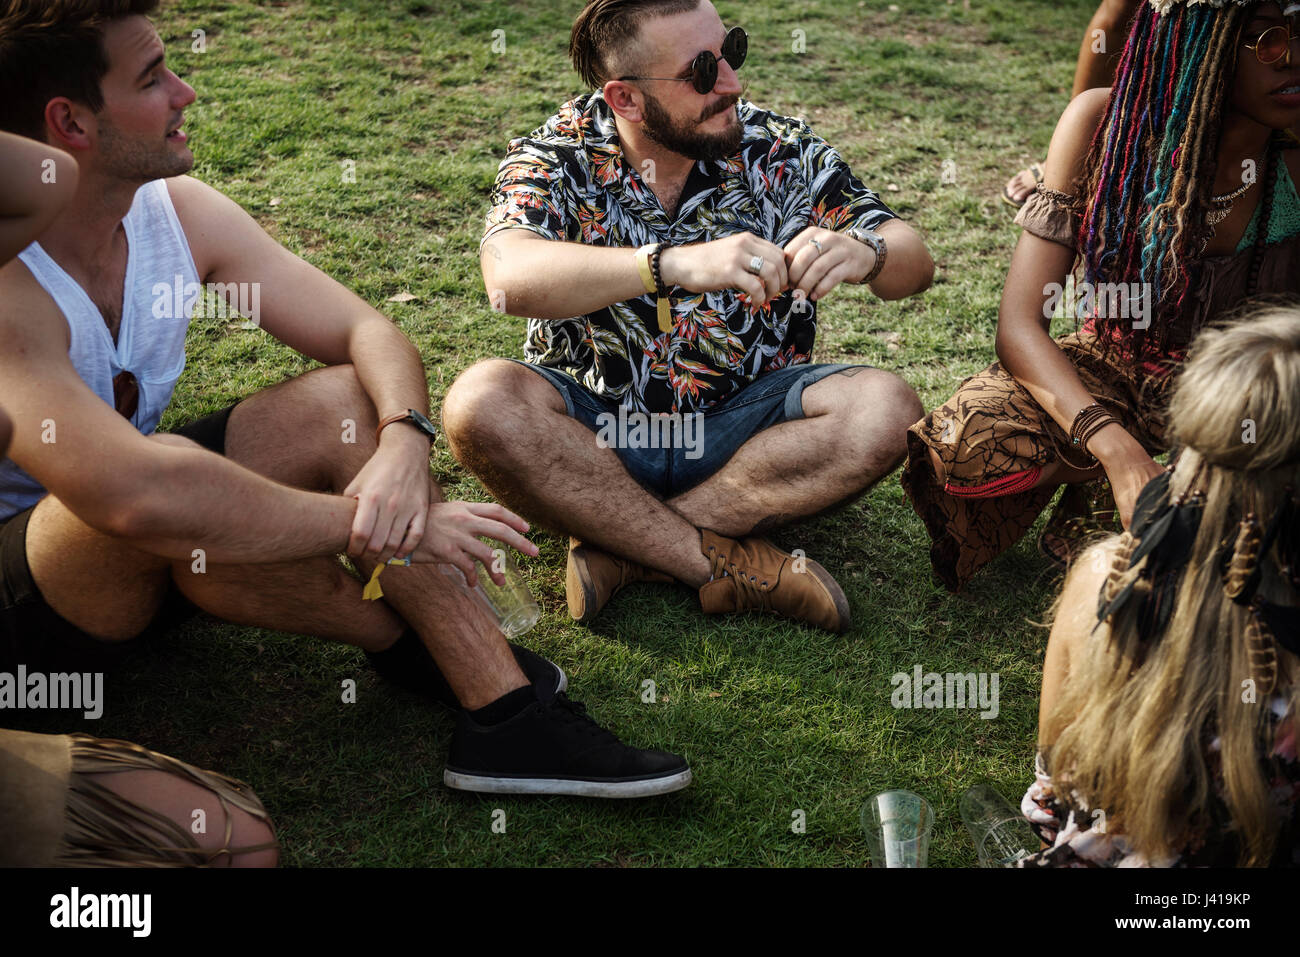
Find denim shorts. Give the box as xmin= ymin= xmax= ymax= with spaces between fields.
xmin=513 ymin=360 xmax=871 ymax=497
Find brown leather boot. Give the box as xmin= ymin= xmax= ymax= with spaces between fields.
xmin=566 ymin=538 xmax=675 ymax=623
xmin=697 ymin=530 xmax=851 ymax=633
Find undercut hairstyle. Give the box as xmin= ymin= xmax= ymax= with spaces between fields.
xmin=0 ymin=0 xmax=161 ymax=141
xmin=569 ymin=0 xmax=702 ymax=90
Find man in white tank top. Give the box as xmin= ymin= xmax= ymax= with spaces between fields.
xmin=0 ymin=2 xmax=689 ymax=800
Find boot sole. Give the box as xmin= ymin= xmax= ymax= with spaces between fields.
xmin=443 ymin=766 xmax=693 ymax=798
xmin=566 ymin=545 xmax=603 ymax=624
xmin=546 ymin=662 xmax=569 ymax=696
xmin=797 ymin=555 xmax=852 ymax=634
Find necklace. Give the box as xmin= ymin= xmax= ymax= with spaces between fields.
xmin=1206 ymin=149 xmax=1268 ymax=226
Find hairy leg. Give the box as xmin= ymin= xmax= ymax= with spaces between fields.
xmin=183 ymin=365 xmax=524 ymax=709
xmin=445 ymin=362 xmax=921 ymax=581
xmin=26 ymin=463 xmax=180 ymax=642
xmin=668 ymin=367 xmax=923 ymax=537
xmin=443 ymin=360 xmax=713 ymax=587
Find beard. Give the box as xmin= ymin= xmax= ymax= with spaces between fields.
xmin=96 ymin=113 xmax=194 ymax=182
xmin=640 ymin=91 xmax=742 ymax=162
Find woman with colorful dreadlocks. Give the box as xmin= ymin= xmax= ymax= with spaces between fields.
xmin=902 ymin=0 xmax=1300 ymax=592
xmin=1018 ymin=306 xmax=1300 ymax=867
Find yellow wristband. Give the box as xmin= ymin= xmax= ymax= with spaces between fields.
xmin=634 ymin=243 xmax=659 ymax=295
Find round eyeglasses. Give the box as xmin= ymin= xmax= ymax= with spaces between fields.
xmin=619 ymin=26 xmax=747 ymax=95
xmin=1245 ymin=23 xmax=1299 ymax=65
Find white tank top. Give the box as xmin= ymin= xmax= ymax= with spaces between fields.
xmin=0 ymin=179 xmax=199 ymax=521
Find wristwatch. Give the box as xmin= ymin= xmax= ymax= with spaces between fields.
xmin=845 ymin=227 xmax=887 ymax=284
xmin=375 ymin=408 xmax=439 ymax=446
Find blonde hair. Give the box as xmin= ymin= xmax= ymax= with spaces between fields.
xmin=1044 ymin=303 xmax=1300 ymax=866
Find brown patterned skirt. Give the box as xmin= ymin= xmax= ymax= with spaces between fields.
xmin=900 ymin=331 xmax=1170 ymax=592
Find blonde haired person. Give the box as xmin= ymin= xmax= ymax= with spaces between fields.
xmin=1021 ymin=305 xmax=1300 ymax=867
xmin=0 ymin=129 xmax=276 ymax=867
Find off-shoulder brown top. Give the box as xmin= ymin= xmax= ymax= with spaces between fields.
xmin=1014 ymin=185 xmax=1300 ymax=352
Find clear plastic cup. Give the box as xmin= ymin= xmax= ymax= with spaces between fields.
xmin=960 ymin=783 xmax=1039 ymax=867
xmin=861 ymin=789 xmax=933 ymax=868
xmin=439 ymin=549 xmax=540 ymax=639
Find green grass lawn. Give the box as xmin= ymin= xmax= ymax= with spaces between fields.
xmin=11 ymin=0 xmax=1102 ymax=866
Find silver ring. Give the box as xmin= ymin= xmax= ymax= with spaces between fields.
xmin=808 ymin=238 xmax=823 ymax=254
xmin=746 ymin=255 xmax=765 ymax=275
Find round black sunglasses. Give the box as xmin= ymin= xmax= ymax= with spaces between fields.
xmin=619 ymin=26 xmax=748 ymax=95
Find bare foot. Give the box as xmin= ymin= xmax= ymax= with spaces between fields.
xmin=1002 ymin=161 xmax=1044 ymax=206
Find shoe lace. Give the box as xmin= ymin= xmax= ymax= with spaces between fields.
xmin=706 ymin=545 xmax=774 ymax=613
xmin=550 ymin=692 xmax=621 ymax=744
xmin=731 ymin=567 xmax=774 ymax=612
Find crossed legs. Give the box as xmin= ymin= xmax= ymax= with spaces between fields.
xmin=25 ymin=364 xmax=525 ymax=710
xmin=441 ymin=360 xmax=923 ymax=588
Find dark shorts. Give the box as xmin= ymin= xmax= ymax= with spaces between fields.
xmin=514 ymin=360 xmax=871 ymax=497
xmin=0 ymin=404 xmax=239 ymax=674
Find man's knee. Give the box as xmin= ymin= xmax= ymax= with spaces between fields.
xmin=812 ymin=368 xmax=923 ymax=476
xmin=812 ymin=368 xmax=922 ymax=430
xmin=290 ymin=364 xmax=373 ymax=428
xmin=442 ymin=359 xmax=558 ymax=451
xmin=226 ymin=364 xmax=375 ymax=478
xmin=861 ymin=372 xmax=923 ymax=473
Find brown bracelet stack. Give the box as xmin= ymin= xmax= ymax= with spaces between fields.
xmin=1069 ymin=402 xmax=1119 ymax=458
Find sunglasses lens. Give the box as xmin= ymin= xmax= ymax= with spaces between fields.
xmin=693 ymin=51 xmax=717 ymax=93
xmin=690 ymin=28 xmax=746 ymax=93
xmin=1259 ymin=26 xmax=1289 ymax=62
xmin=723 ymin=27 xmax=748 ymax=69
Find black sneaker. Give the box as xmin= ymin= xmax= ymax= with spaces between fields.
xmin=365 ymin=630 xmax=566 ymax=710
xmin=444 ymin=692 xmax=692 ymax=798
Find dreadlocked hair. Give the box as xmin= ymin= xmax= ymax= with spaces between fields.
xmin=1077 ymin=0 xmax=1253 ymax=365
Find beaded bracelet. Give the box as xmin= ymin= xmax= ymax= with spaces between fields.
xmin=1069 ymin=402 xmax=1119 ymax=458
xmin=650 ymin=244 xmax=669 ymax=296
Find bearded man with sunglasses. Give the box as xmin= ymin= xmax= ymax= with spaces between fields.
xmin=451 ymin=0 xmax=934 ymax=633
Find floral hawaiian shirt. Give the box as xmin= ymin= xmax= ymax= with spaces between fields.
xmin=482 ymin=91 xmax=897 ymax=414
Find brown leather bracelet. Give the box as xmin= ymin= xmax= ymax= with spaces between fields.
xmin=1068 ymin=402 xmax=1118 ymax=458
xmin=375 ymin=410 xmax=433 ymax=446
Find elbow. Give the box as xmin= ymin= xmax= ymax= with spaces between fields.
xmin=482 ymin=272 xmax=529 ymax=317
xmin=876 ymin=253 xmax=934 ymax=301
xmin=909 ymin=253 xmax=936 ymax=296
xmin=80 ymin=489 xmax=152 ymax=541
xmin=95 ymin=456 xmax=177 ymax=542
xmin=98 ymin=479 xmax=167 ymax=541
